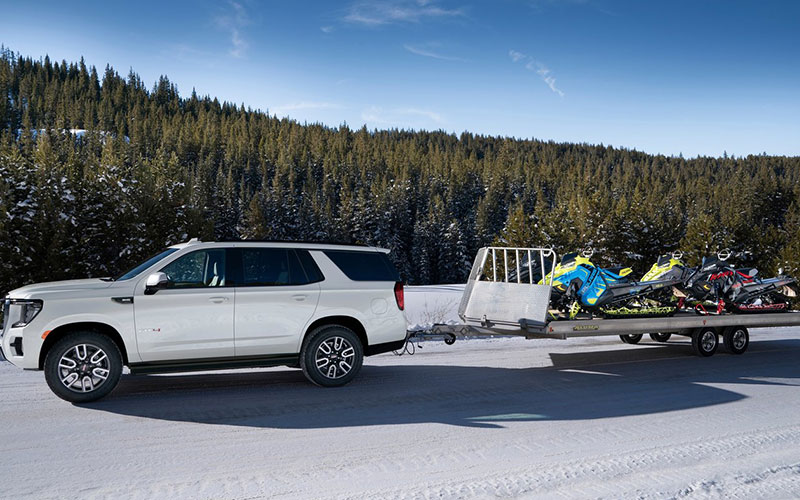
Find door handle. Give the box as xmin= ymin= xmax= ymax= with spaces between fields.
xmin=209 ymin=296 xmax=229 ymax=303
xmin=292 ymin=294 xmax=307 ymax=301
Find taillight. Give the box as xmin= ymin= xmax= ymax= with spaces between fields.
xmin=394 ymin=281 xmax=404 ymax=310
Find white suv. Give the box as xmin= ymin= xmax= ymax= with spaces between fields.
xmin=0 ymin=240 xmax=408 ymax=402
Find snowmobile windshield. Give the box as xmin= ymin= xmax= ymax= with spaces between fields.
xmin=656 ymin=255 xmax=671 ymax=266
xmin=561 ymin=252 xmax=578 ymax=266
xmin=115 ymin=248 xmax=179 ymax=281
xmin=701 ymin=256 xmax=723 ymax=270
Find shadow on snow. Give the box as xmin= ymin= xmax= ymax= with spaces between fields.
xmin=84 ymin=339 xmax=800 ymax=429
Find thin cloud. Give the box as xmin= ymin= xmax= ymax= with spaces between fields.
xmin=271 ymin=102 xmax=344 ymax=116
xmin=404 ymin=43 xmax=465 ymax=61
xmin=344 ymin=0 xmax=466 ymax=26
xmin=509 ymin=50 xmax=526 ymax=63
xmin=215 ymin=1 xmax=251 ymax=58
xmin=400 ymin=107 xmax=444 ymax=123
xmin=320 ymin=26 xmax=334 ymax=33
xmin=362 ymin=106 xmax=444 ymax=126
xmin=510 ymin=49 xmax=565 ymax=97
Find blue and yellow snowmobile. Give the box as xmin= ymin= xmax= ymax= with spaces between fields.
xmin=541 ymin=249 xmax=683 ymax=319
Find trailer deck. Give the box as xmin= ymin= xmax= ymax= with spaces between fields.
xmin=410 ymin=246 xmax=800 ymax=358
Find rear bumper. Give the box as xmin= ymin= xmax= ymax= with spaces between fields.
xmin=365 ymin=336 xmax=408 ymax=356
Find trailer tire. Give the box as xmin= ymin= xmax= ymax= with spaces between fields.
xmin=691 ymin=328 xmax=718 ymax=357
xmin=620 ymin=334 xmax=643 ymax=344
xmin=722 ymin=326 xmax=749 ymax=355
xmin=649 ymin=332 xmax=672 ymax=343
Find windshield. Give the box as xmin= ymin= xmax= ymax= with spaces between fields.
xmin=115 ymin=248 xmax=179 ymax=281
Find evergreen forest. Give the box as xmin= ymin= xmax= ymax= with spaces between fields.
xmin=1 ymin=49 xmax=799 ymax=292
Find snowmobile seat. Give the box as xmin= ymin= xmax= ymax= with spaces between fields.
xmin=603 ymin=267 xmax=633 ymax=280
xmin=737 ymin=268 xmax=758 ymax=278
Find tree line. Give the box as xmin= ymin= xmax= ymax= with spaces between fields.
xmin=1 ymin=48 xmax=799 ymax=293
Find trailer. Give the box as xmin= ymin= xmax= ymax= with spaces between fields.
xmin=414 ymin=247 xmax=800 ymax=357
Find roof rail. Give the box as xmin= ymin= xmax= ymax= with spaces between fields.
xmin=213 ymin=238 xmax=369 ymax=247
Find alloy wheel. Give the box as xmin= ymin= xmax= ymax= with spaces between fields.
xmin=701 ymin=331 xmax=716 ymax=352
xmin=315 ymin=336 xmax=355 ymax=379
xmin=732 ymin=329 xmax=747 ymax=350
xmin=57 ymin=344 xmax=111 ymax=393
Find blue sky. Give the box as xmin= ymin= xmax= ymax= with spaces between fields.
xmin=1 ymin=0 xmax=798 ymax=157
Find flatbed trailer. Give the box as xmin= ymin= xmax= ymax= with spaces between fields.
xmin=412 ymin=247 xmax=800 ymax=357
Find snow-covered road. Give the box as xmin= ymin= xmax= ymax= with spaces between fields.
xmin=2 ymin=326 xmax=799 ymax=499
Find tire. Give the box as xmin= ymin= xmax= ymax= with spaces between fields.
xmin=691 ymin=328 xmax=718 ymax=357
xmin=722 ymin=326 xmax=749 ymax=355
xmin=44 ymin=331 xmax=123 ymax=403
xmin=300 ymin=325 xmax=364 ymax=387
xmin=620 ymin=334 xmax=643 ymax=344
xmin=649 ymin=332 xmax=672 ymax=343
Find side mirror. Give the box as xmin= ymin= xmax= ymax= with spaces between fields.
xmin=144 ymin=272 xmax=169 ymax=295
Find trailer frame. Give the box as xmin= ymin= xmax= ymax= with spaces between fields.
xmin=410 ymin=246 xmax=800 ymax=357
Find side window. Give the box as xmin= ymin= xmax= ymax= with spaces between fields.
xmin=160 ymin=249 xmax=227 ymax=288
xmin=239 ymin=248 xmax=313 ymax=286
xmin=297 ymin=250 xmax=324 ymax=283
xmin=323 ymin=250 xmax=400 ymax=281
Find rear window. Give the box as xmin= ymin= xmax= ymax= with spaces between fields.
xmin=323 ymin=250 xmax=400 ymax=282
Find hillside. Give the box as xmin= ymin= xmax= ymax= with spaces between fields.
xmin=1 ymin=48 xmax=799 ymax=291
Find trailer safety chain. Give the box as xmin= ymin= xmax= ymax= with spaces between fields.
xmin=393 ymin=337 xmax=419 ymax=356
xmin=393 ymin=331 xmax=457 ymax=355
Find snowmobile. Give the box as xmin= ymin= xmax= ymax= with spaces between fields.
xmin=539 ymin=249 xmax=683 ymax=319
xmin=641 ymin=251 xmax=694 ymax=283
xmin=682 ymin=250 xmax=798 ymax=314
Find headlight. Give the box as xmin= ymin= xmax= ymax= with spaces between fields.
xmin=10 ymin=299 xmax=43 ymax=327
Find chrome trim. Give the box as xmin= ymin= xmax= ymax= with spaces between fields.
xmin=0 ymin=298 xmax=10 ymax=341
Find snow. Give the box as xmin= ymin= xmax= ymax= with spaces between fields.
xmin=1 ymin=288 xmax=799 ymax=499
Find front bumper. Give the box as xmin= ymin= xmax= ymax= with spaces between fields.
xmin=1 ymin=299 xmax=38 ymax=369
xmin=0 ymin=326 xmax=37 ymax=369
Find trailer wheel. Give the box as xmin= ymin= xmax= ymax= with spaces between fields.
xmin=444 ymin=334 xmax=456 ymax=345
xmin=691 ymin=328 xmax=718 ymax=357
xmin=649 ymin=332 xmax=672 ymax=343
xmin=620 ymin=334 xmax=643 ymax=344
xmin=722 ymin=327 xmax=749 ymax=355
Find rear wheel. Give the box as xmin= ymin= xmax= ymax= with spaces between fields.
xmin=44 ymin=331 xmax=123 ymax=403
xmin=620 ymin=334 xmax=643 ymax=344
xmin=300 ymin=325 xmax=364 ymax=387
xmin=722 ymin=326 xmax=749 ymax=354
xmin=691 ymin=328 xmax=718 ymax=357
xmin=649 ymin=332 xmax=672 ymax=343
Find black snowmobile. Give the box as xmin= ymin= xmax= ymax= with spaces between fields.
xmin=682 ymin=250 xmax=797 ymax=314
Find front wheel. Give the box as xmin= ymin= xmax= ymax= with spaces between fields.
xmin=300 ymin=325 xmax=364 ymax=387
xmin=620 ymin=334 xmax=643 ymax=344
xmin=44 ymin=332 xmax=123 ymax=403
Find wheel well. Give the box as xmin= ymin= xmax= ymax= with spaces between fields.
xmin=304 ymin=316 xmax=368 ymax=350
xmin=39 ymin=322 xmax=129 ymax=370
